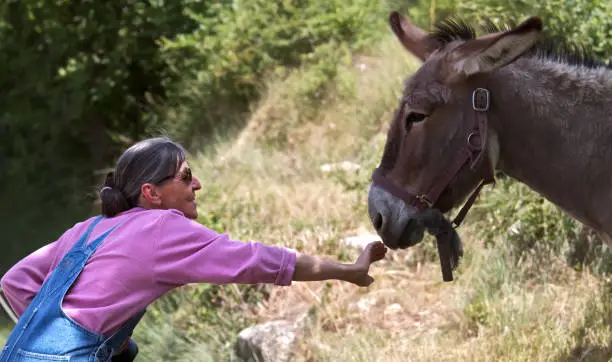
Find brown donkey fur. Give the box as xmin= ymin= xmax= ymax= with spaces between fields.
xmin=367 ymin=12 xmax=612 ymax=253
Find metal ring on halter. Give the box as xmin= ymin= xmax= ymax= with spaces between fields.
xmin=415 ymin=194 xmax=433 ymax=208
xmin=466 ymin=132 xmax=483 ymax=151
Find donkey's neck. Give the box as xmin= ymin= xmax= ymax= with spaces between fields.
xmin=486 ymin=57 xmax=612 ymax=234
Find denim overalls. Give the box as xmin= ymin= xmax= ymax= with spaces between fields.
xmin=1 ymin=216 xmax=146 ymax=361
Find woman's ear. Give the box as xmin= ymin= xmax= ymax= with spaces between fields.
xmin=140 ymin=183 xmax=163 ymax=207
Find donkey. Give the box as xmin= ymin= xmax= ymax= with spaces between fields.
xmin=367 ymin=11 xmax=612 ymax=276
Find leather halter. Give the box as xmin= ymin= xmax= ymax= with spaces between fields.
xmin=371 ymin=88 xmax=496 ymax=229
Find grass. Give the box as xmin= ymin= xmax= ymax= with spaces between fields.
xmin=1 ymin=33 xmax=610 ymax=361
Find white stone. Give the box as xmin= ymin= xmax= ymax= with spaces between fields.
xmin=340 ymin=234 xmax=381 ymax=249
xmin=320 ymin=161 xmax=361 ymax=173
xmin=234 ymin=313 xmax=310 ymax=362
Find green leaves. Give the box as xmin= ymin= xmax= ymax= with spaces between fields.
xmin=156 ymin=0 xmax=387 ymax=146
xmin=0 ymin=0 xmax=202 ymax=183
xmin=455 ymin=0 xmax=612 ymax=61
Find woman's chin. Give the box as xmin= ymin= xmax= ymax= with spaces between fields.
xmin=185 ymin=203 xmax=198 ymax=219
xmin=170 ymin=202 xmax=198 ymax=219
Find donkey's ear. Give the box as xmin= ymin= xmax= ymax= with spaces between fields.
xmin=443 ymin=17 xmax=543 ymax=83
xmin=389 ymin=11 xmax=438 ymax=61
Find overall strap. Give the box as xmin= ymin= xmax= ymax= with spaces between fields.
xmin=84 ymin=220 xmax=125 ymax=254
xmin=72 ymin=215 xmax=104 ymax=250
xmin=46 ymin=215 xmax=133 ymax=299
xmin=34 ymin=216 xmax=104 ymax=297
xmin=80 ymin=214 xmax=135 ymax=255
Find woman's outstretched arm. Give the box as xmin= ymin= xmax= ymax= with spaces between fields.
xmin=292 ymin=241 xmax=387 ymax=286
xmin=154 ymin=212 xmax=388 ymax=287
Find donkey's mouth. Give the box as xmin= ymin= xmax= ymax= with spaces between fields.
xmin=417 ymin=208 xmax=455 ymax=236
xmin=397 ymin=219 xmax=426 ymax=249
xmin=417 ymin=208 xmax=464 ymax=268
xmin=397 ymin=208 xmax=451 ymax=249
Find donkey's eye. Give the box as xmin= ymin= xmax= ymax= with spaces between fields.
xmin=405 ymin=112 xmax=427 ymax=127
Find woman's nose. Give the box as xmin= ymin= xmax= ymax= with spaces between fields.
xmin=192 ymin=176 xmax=202 ymax=190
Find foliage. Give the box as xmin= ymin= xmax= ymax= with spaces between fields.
xmin=134 ymin=283 xmax=270 ymax=361
xmin=456 ymin=0 xmax=612 ymax=60
xmin=384 ymin=0 xmax=459 ymax=30
xmin=157 ymin=0 xmax=388 ymax=147
xmin=472 ymin=174 xmax=612 ymax=278
xmin=0 ymin=0 xmax=203 ymax=179
xmin=0 ymin=0 xmax=207 ymax=266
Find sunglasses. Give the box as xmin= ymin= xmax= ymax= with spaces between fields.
xmin=156 ymin=167 xmax=193 ymax=185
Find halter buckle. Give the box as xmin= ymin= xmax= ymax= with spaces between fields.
xmin=415 ymin=194 xmax=433 ymax=208
xmin=472 ymin=88 xmax=490 ymax=112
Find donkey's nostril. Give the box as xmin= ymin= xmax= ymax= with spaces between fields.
xmin=373 ymin=213 xmax=384 ymax=231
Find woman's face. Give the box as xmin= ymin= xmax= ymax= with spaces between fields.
xmin=155 ymin=161 xmax=202 ymax=219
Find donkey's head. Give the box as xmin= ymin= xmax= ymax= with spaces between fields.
xmin=368 ymin=12 xmax=543 ymax=249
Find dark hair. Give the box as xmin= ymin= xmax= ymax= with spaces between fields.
xmin=99 ymin=137 xmax=187 ymax=217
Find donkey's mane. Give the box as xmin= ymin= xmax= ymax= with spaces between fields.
xmin=429 ymin=17 xmax=611 ymax=69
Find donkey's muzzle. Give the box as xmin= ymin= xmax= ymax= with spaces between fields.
xmin=368 ymin=184 xmax=426 ymax=249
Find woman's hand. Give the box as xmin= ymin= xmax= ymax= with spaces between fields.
xmin=292 ymin=241 xmax=388 ymax=286
xmin=346 ymin=241 xmax=388 ymax=286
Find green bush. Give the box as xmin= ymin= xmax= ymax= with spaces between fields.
xmin=0 ymin=0 xmax=205 ymax=179
xmin=386 ymin=0 xmax=612 ymax=61
xmin=0 ymin=0 xmax=210 ymax=269
xmin=472 ymin=175 xmax=611 ymax=278
xmin=456 ymin=0 xmax=612 ymax=60
xmin=384 ymin=0 xmax=459 ymax=30
xmin=133 ymin=283 xmax=269 ymax=361
xmin=157 ymin=0 xmax=388 ymax=147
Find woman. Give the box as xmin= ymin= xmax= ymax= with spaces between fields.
xmin=0 ymin=137 xmax=387 ymax=361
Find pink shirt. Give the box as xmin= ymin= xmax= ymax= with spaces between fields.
xmin=0 ymin=207 xmax=296 ymax=337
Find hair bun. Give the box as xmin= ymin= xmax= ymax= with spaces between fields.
xmin=104 ymin=171 xmax=116 ymax=188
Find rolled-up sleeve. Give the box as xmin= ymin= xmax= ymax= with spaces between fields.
xmin=153 ymin=212 xmax=296 ymax=287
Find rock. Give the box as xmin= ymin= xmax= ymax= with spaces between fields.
xmin=384 ymin=303 xmax=402 ymax=316
xmin=320 ymin=161 xmax=361 ymax=173
xmin=235 ymin=313 xmax=309 ymax=362
xmin=235 ymin=320 xmax=295 ymax=362
xmin=508 ymin=220 xmax=523 ymax=236
xmin=348 ymin=295 xmax=378 ymax=313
